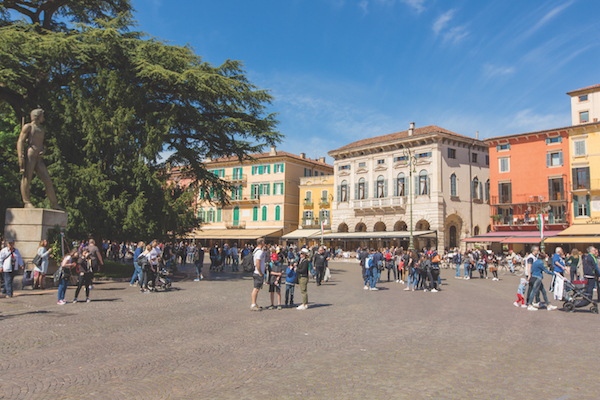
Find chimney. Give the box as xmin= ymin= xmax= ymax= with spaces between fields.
xmin=318 ymin=157 xmax=325 ymax=163
xmin=205 ymin=155 xmax=212 ymax=162
xmin=408 ymin=122 xmax=415 ymax=136
xmin=270 ymin=146 xmax=277 ymax=156
xmin=300 ymin=153 xmax=306 ymax=159
xmin=476 ymin=131 xmax=479 ymax=140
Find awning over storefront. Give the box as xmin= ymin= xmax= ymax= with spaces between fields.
xmin=188 ymin=228 xmax=282 ymax=240
xmin=462 ymin=231 xmax=561 ymax=244
xmin=544 ymin=224 xmax=600 ymax=244
xmin=323 ymin=230 xmax=435 ymax=239
xmin=281 ymin=229 xmax=324 ymax=240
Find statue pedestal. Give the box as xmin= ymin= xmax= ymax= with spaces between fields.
xmin=4 ymin=208 xmax=68 ymax=263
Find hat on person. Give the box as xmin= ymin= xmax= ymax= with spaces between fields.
xmin=520 ymin=278 xmax=527 ymax=285
xmin=301 ymin=248 xmax=309 ymax=255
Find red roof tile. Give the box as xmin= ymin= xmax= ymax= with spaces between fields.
xmin=484 ymin=120 xmax=600 ymax=143
xmin=328 ymin=125 xmax=477 ymax=154
xmin=567 ymin=83 xmax=600 ymax=95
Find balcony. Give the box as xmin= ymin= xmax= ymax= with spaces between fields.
xmin=303 ymin=201 xmax=314 ymax=209
xmin=225 ymin=221 xmax=246 ymax=229
xmin=302 ymin=219 xmax=330 ymax=228
xmin=224 ymin=174 xmax=247 ymax=183
xmin=230 ymin=196 xmax=260 ymax=205
xmin=319 ymin=199 xmax=330 ymax=208
xmin=352 ymin=196 xmax=406 ymax=211
xmin=492 ymin=214 xmax=569 ymax=227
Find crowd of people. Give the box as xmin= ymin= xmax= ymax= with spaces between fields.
xmin=1 ymin=236 xmax=598 ymax=313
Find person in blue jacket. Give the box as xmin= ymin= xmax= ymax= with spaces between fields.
xmin=527 ymin=253 xmax=557 ymax=311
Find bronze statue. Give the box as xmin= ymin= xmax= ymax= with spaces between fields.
xmin=17 ymin=109 xmax=62 ymax=210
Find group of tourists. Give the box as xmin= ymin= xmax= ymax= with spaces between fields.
xmin=357 ymin=246 xmax=442 ymax=292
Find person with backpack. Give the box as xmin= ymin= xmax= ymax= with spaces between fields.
xmin=385 ymin=248 xmax=396 ymax=282
xmin=73 ymin=249 xmax=94 ymax=303
xmin=285 ymin=262 xmax=297 ymax=308
xmin=194 ymin=246 xmax=205 ymax=281
xmin=453 ymin=249 xmax=462 ymax=279
xmin=57 ymin=251 xmax=77 ymax=305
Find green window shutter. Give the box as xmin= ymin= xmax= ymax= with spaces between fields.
xmin=267 ymin=165 xmax=271 ymax=174
xmin=262 ymin=206 xmax=267 ymax=221
xmin=251 ymin=166 xmax=255 ymax=175
xmin=258 ymin=165 xmax=263 ymax=174
xmin=337 ymin=185 xmax=341 ymax=202
xmin=585 ymin=167 xmax=590 ymax=189
xmin=559 ymin=151 xmax=563 ymax=166
xmin=253 ymin=206 xmax=258 ymax=221
xmin=266 ymin=184 xmax=270 ymax=195
xmin=546 ymin=153 xmax=550 ymax=167
xmin=275 ymin=206 xmax=281 ymax=221
xmin=217 ymin=208 xmax=221 ymax=222
xmin=281 ymin=163 xmax=284 ymax=173
xmin=586 ymin=195 xmax=591 ymax=216
xmin=496 ymin=145 xmax=500 ymax=151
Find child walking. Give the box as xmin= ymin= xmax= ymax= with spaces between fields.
xmin=514 ymin=278 xmax=527 ymax=308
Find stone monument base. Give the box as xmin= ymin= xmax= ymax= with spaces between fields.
xmin=4 ymin=208 xmax=68 ymax=264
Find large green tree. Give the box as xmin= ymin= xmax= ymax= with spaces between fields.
xmin=0 ymin=1 xmax=280 ymax=241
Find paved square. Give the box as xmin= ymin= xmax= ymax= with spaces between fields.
xmin=1 ymin=261 xmax=598 ymax=399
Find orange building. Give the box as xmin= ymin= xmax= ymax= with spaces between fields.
xmin=485 ymin=127 xmax=571 ymax=237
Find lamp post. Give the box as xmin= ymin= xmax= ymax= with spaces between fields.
xmin=403 ymin=147 xmax=418 ymax=251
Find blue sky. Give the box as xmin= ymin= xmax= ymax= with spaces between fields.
xmin=133 ymin=0 xmax=600 ymax=164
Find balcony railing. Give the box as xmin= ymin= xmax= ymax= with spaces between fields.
xmin=225 ymin=221 xmax=246 ymax=229
xmin=224 ymin=174 xmax=247 ymax=183
xmin=230 ymin=196 xmax=260 ymax=204
xmin=319 ymin=199 xmax=330 ymax=208
xmin=352 ymin=196 xmax=406 ymax=209
xmin=491 ymin=194 xmax=567 ymax=205
xmin=303 ymin=219 xmax=330 ymax=228
xmin=303 ymin=201 xmax=314 ymax=208
xmin=492 ymin=214 xmax=569 ymax=226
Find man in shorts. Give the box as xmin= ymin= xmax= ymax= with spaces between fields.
xmin=250 ymin=238 xmax=266 ymax=311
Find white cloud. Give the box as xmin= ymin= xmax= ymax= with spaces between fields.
xmin=521 ymin=0 xmax=575 ymax=39
xmin=374 ymin=0 xmax=426 ymax=13
xmin=358 ymin=0 xmax=369 ymax=14
xmin=482 ymin=64 xmax=516 ymax=79
xmin=443 ymin=26 xmax=469 ymax=44
xmin=506 ymin=108 xmax=569 ymax=133
xmin=432 ymin=9 xmax=455 ymax=35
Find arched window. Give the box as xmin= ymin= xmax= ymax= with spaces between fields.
xmin=338 ymin=223 xmax=348 ymax=232
xmin=376 ymin=175 xmax=386 ymax=198
xmin=450 ymin=173 xmax=457 ymax=197
xmin=198 ymin=208 xmax=205 ymax=223
xmin=418 ymin=170 xmax=429 ymax=195
xmin=357 ymin=178 xmax=366 ymax=200
xmin=396 ymin=173 xmax=405 ymax=196
xmin=321 ymin=190 xmax=328 ymax=203
xmin=472 ymin=177 xmax=479 ymax=199
xmin=275 ymin=205 xmax=281 ymax=221
xmin=252 ymin=206 xmax=258 ymax=221
xmin=208 ymin=208 xmax=215 ymax=223
xmin=262 ymin=206 xmax=267 ymax=221
xmin=339 ymin=180 xmax=348 ymax=202
xmin=474 ymin=225 xmax=480 ymax=236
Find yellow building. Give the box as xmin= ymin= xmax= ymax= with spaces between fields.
xmin=190 ymin=147 xmax=333 ymax=246
xmin=567 ymin=122 xmax=600 ymax=224
xmin=282 ymin=175 xmax=334 ymax=246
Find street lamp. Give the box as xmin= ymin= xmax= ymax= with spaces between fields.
xmin=403 ymin=147 xmax=418 ymax=251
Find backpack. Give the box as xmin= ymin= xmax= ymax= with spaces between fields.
xmin=137 ymin=254 xmax=150 ymax=271
xmin=242 ymin=252 xmax=255 ymax=273
xmin=366 ymin=254 xmax=374 ymax=269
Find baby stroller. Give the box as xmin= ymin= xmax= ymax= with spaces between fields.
xmin=149 ymin=267 xmax=172 ymax=291
xmin=554 ymin=274 xmax=598 ymax=314
xmin=21 ymin=265 xmax=36 ymax=289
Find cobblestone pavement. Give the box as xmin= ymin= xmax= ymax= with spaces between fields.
xmin=1 ymin=261 xmax=599 ymax=399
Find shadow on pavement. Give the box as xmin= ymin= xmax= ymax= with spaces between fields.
xmin=308 ymin=303 xmax=332 ymax=309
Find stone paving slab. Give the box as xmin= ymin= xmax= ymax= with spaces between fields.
xmin=0 ymin=262 xmax=599 ymax=399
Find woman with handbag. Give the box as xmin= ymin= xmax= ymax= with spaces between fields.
xmin=73 ymin=249 xmax=94 ymax=303
xmin=58 ymin=251 xmax=78 ymax=305
xmin=34 ymin=239 xmax=53 ymax=290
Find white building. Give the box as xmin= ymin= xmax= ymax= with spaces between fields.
xmin=327 ymin=124 xmax=490 ymax=251
xmin=568 ymin=83 xmax=600 ymax=125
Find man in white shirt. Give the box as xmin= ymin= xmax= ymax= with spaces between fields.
xmin=250 ymin=238 xmax=266 ymax=311
xmin=0 ymin=240 xmax=24 ymax=297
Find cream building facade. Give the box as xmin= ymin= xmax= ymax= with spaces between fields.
xmin=191 ymin=147 xmax=333 ymax=245
xmin=568 ymin=83 xmax=600 ymax=125
xmin=328 ymin=124 xmax=490 ymax=251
